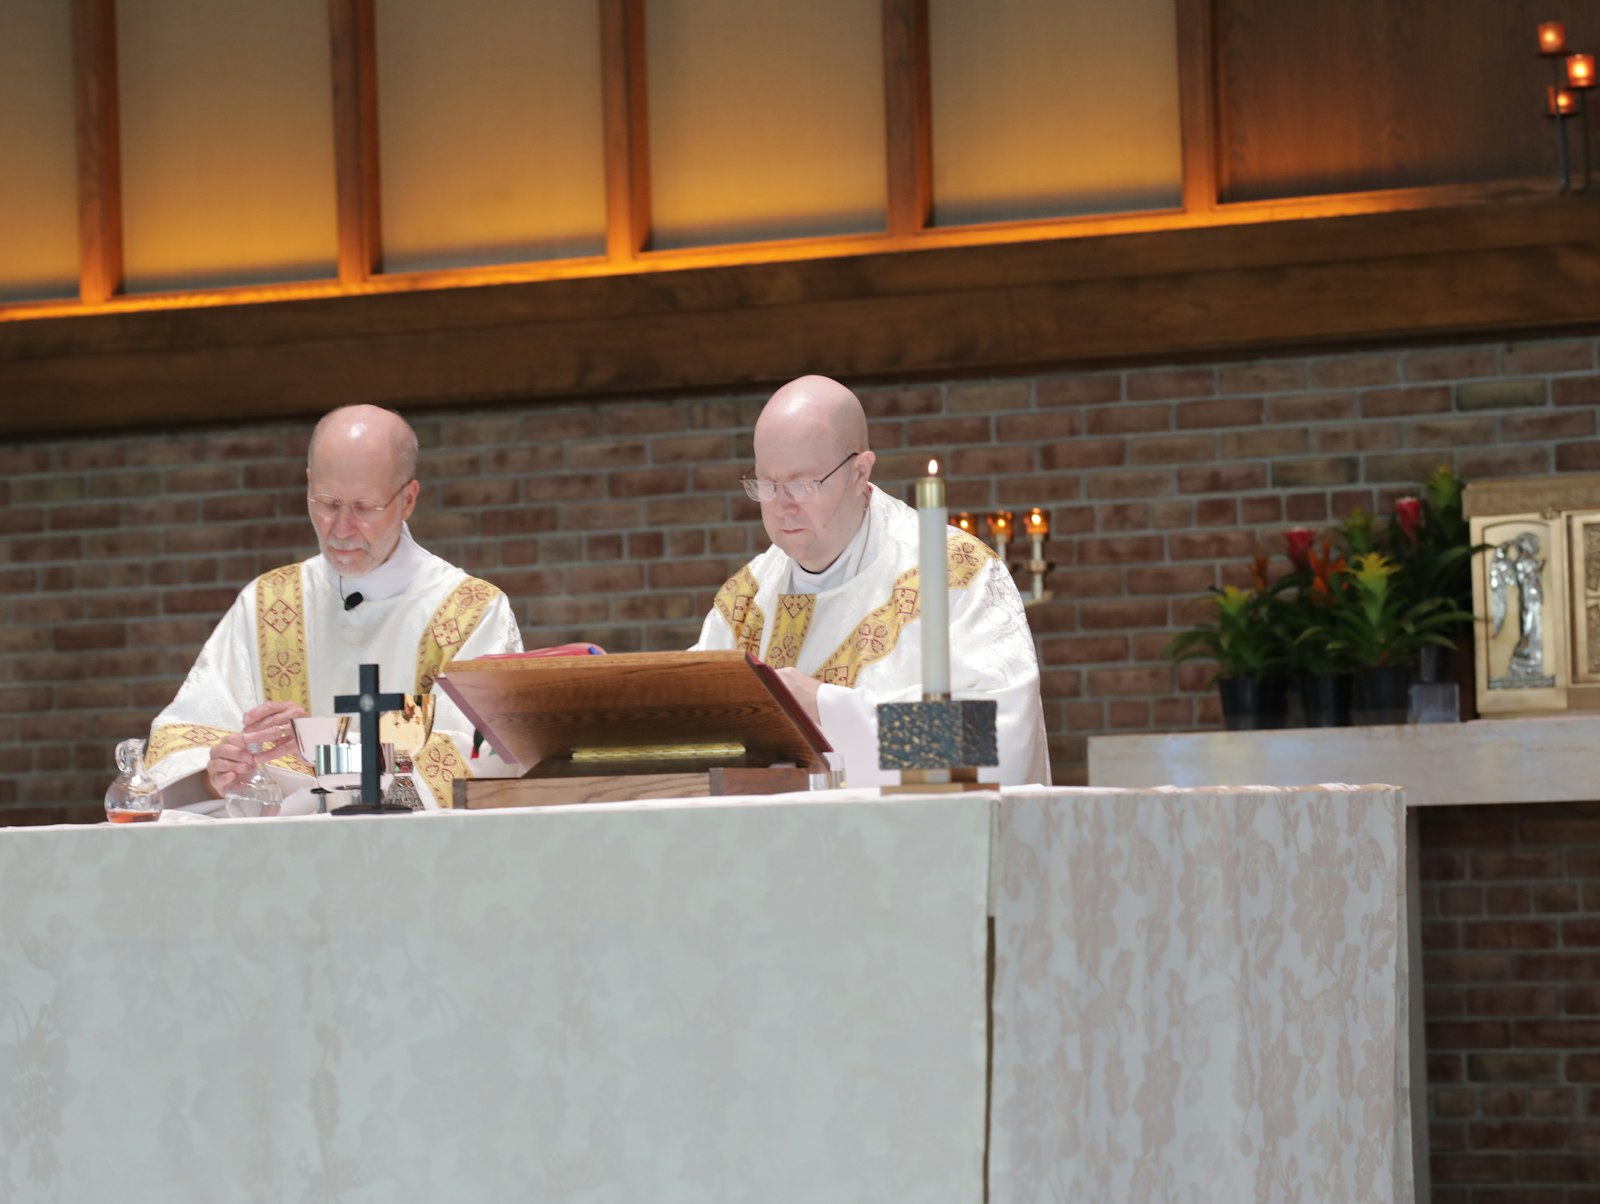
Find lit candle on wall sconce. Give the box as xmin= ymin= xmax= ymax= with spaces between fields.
xmin=952 ymin=511 xmax=976 ymax=535
xmin=986 ymin=511 xmax=1014 ymax=562
xmin=1024 ymin=509 xmax=1052 ymax=603
xmin=916 ymin=460 xmax=951 ymax=700
xmin=1569 ymin=53 xmax=1596 ymax=88
xmin=1539 ymin=22 xmax=1566 ymax=55
xmin=1550 ymin=84 xmax=1578 ymax=115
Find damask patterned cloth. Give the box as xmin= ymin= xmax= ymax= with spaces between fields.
xmin=691 ymin=486 xmax=1050 ymax=788
xmin=0 ymin=796 xmax=991 ymax=1203
xmin=144 ymin=525 xmax=522 ymax=812
xmin=990 ymin=785 xmax=1412 ymax=1204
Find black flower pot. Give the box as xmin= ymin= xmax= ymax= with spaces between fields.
xmin=1218 ymin=675 xmax=1290 ymax=731
xmin=1354 ymin=665 xmax=1412 ymax=725
xmin=1297 ymin=672 xmax=1354 ymax=728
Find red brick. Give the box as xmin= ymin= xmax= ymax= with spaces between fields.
xmin=1284 ymin=493 xmax=1329 ymax=522
xmin=1037 ymin=668 xmax=1083 ymax=698
xmin=1469 ymin=1120 xmax=1570 ymax=1150
xmin=1149 ymin=501 xmax=1195 ymax=528
xmin=995 ymin=411 xmax=1081 ymax=442
xmin=524 ymin=474 xmax=605 ymax=501
xmin=516 ymin=411 xmax=603 ymax=441
xmin=1083 ymin=404 xmax=1171 ymax=435
xmin=652 ymin=434 xmax=734 ymax=464
xmin=1128 ymin=564 xmax=1214 ymax=595
xmin=1438 ymin=886 xmax=1484 ymax=916
xmin=1171 ymin=465 xmax=1265 ymax=494
xmin=1554 ymin=376 xmax=1600 ymax=407
xmin=1427 ymin=1020 xmax=1511 ymax=1048
xmin=1461 ymin=447 xmax=1553 ymax=478
xmin=1533 ymin=883 xmax=1580 ymax=913
xmin=647 ymin=560 xmax=730 ymax=590
xmin=1502 ymin=410 xmax=1597 ymax=442
xmin=1426 ymin=954 xmax=1515 ymax=983
xmin=1240 ymin=495 xmax=1284 ymax=523
xmin=1405 ymin=347 xmax=1498 ymax=381
xmin=1360 ymin=385 xmax=1451 ymax=418
xmin=1082 ymin=471 xmax=1175 ymax=499
xmin=1167 ymin=530 xmax=1257 ymax=561
xmin=1076 ymin=535 xmax=1164 ymax=565
xmin=1504 ymin=339 xmax=1596 ymax=374
xmin=1127 ymin=434 xmax=1215 ymax=465
xmin=1271 ymin=458 xmax=1358 ymax=488
xmin=1126 ymin=367 xmax=1215 ymax=401
xmin=440 ymin=480 xmax=520 ymax=507
xmin=1477 ymin=852 xmax=1564 ymax=879
xmin=951 ymin=446 xmax=1036 ymax=475
xmin=570 ymin=440 xmax=647 ymax=470
xmin=1468 ymin=986 xmax=1562 ymax=1015
xmin=1314 ymin=423 xmax=1403 ymax=453
xmin=649 ymin=497 xmax=729 ymax=526
xmin=1516 ymin=1154 xmax=1600 ymax=1182
xmin=1039 ymin=634 xmax=1129 ymax=664
xmin=1557 ymin=444 xmax=1600 ymax=473
xmin=1219 ymin=428 xmax=1308 ymax=459
xmin=1039 ymin=440 xmax=1124 ymax=470
xmin=1517 ymin=954 xmax=1600 ymax=980
xmin=905 ymin=417 xmax=992 ymax=446
xmin=1568 ymin=987 xmax=1600 ymax=1013
xmin=483 ymin=445 xmax=563 ymax=473
xmin=0 ymin=507 xmax=45 ymax=536
xmin=1052 ymin=568 xmax=1126 ymax=598
xmin=1036 ymin=375 xmax=1121 ymax=407
xmin=1265 ymin=392 xmax=1358 ymax=424
xmin=1176 ymin=397 xmax=1263 ymax=429
xmin=1107 ymin=700 xmax=1149 ymax=728
xmin=608 ymin=468 xmax=687 ymax=498
xmin=1457 ymin=380 xmax=1547 ymax=411
xmin=1085 ymin=666 xmax=1171 ymax=696
xmin=860 ymin=387 xmax=943 ymax=418
xmin=442 ymin=417 xmax=521 ymax=445
xmin=1309 ymin=353 xmax=1401 ymax=388
xmin=479 ymin=507 xmax=558 ymax=536
xmin=1532 ymin=1088 xmax=1579 ymax=1117
xmin=1484 ymin=884 xmax=1532 ymax=914
xmin=947 ymin=382 xmax=1028 ymax=413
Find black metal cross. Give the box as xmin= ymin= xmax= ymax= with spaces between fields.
xmin=334 ymin=663 xmax=406 ymax=806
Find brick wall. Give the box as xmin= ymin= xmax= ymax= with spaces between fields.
xmin=3 ymin=332 xmax=1598 ymax=822
xmin=1423 ymin=803 xmax=1600 ymax=1201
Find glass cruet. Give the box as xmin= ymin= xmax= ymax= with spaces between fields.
xmin=104 ymin=738 xmax=163 ymax=823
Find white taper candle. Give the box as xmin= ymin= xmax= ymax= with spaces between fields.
xmin=916 ymin=459 xmax=951 ymax=699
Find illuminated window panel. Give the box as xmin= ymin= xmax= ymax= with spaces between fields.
xmin=646 ymin=0 xmax=887 ymax=250
xmin=117 ymin=0 xmax=338 ymax=293
xmin=928 ymin=0 xmax=1183 ymax=227
xmin=0 ymin=0 xmax=79 ymax=302
xmin=377 ymin=0 xmax=606 ymax=273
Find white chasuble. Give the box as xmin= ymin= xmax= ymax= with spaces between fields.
xmin=146 ymin=529 xmax=522 ymax=812
xmin=692 ymin=487 xmax=1051 ymax=787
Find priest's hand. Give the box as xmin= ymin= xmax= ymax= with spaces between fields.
xmin=205 ymin=701 xmax=309 ymax=798
xmin=773 ymin=667 xmax=823 ymax=724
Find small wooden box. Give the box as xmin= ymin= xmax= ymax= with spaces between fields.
xmin=1464 ymin=473 xmax=1600 ymax=716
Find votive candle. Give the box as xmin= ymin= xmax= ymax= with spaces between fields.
xmin=916 ymin=460 xmax=951 ymax=699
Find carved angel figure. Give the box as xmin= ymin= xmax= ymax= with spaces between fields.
xmin=1488 ymin=532 xmax=1546 ymax=679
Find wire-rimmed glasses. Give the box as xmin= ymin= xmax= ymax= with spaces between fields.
xmin=740 ymin=453 xmax=858 ymax=502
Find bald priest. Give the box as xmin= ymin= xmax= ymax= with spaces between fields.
xmin=145 ymin=405 xmax=523 ymax=811
xmin=692 ymin=375 xmax=1050 ymax=787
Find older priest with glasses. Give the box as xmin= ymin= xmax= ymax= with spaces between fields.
xmin=692 ymin=375 xmax=1050 ymax=787
xmin=145 ymin=404 xmax=523 ymax=811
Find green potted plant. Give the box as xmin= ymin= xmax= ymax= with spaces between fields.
xmin=1167 ymin=573 xmax=1291 ymax=730
xmin=1279 ymin=530 xmax=1356 ymax=726
xmin=1327 ymin=552 xmax=1475 ymax=723
xmin=1388 ymin=466 xmax=1484 ymax=688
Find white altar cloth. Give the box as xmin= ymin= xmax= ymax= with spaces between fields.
xmin=1 ymin=786 xmax=1410 ymax=1203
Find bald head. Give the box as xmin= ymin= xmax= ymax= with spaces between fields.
xmin=753 ymin=375 xmax=869 ymax=464
xmin=750 ymin=375 xmax=876 ymax=572
xmin=308 ymin=404 xmax=418 ymax=484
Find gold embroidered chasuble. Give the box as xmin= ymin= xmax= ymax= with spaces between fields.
xmin=147 ymin=536 xmax=521 ymax=811
xmin=693 ymin=487 xmax=1050 ymax=787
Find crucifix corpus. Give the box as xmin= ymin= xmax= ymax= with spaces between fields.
xmin=332 ymin=662 xmax=410 ymax=815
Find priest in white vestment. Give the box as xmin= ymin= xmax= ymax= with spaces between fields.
xmin=147 ymin=405 xmax=522 ymax=812
xmin=692 ymin=376 xmax=1050 ymax=787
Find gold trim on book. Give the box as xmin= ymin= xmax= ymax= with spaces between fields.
xmin=417 ymin=577 xmax=502 ymax=695
xmin=713 ymin=565 xmax=766 ymax=657
xmin=571 ymin=742 xmax=746 ymax=763
xmin=255 ymin=563 xmax=312 ymax=713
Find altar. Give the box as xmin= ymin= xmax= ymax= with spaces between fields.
xmin=1 ymin=786 xmax=1411 ymax=1203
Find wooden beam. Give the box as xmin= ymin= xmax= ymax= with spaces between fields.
xmin=1175 ymin=0 xmax=1219 ymax=212
xmin=70 ymin=0 xmax=122 ymax=304
xmin=883 ymin=0 xmax=933 ymax=238
xmin=2 ymin=195 xmax=1598 ymax=437
xmin=600 ymin=0 xmax=651 ymax=261
xmin=329 ymin=0 xmax=381 ymax=284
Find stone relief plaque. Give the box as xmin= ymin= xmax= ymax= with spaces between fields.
xmin=1571 ymin=514 xmax=1600 ymax=685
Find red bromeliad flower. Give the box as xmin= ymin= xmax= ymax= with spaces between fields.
xmin=1306 ymin=538 xmax=1345 ymax=598
xmin=1395 ymin=496 xmax=1423 ymax=543
xmin=1283 ymin=527 xmax=1316 ymax=570
xmin=1251 ymin=547 xmax=1271 ymax=592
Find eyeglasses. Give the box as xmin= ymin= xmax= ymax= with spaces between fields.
xmin=741 ymin=453 xmax=859 ymax=502
xmin=307 ymin=479 xmax=412 ymax=523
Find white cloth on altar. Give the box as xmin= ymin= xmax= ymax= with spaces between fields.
xmin=691 ymin=487 xmax=1050 ymax=787
xmin=146 ymin=527 xmax=522 ymax=812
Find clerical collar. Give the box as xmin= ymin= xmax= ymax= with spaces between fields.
xmin=789 ymin=502 xmax=871 ymax=596
xmin=328 ymin=524 xmax=425 ymax=604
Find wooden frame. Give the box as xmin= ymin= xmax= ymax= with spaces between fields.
xmin=70 ymin=0 xmax=122 ymax=304
xmin=329 ymin=0 xmax=381 ymax=284
xmin=882 ymin=0 xmax=932 ymax=240
xmin=600 ymin=0 xmax=651 ymax=262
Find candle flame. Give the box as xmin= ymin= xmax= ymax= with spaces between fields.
xmin=928 ymin=458 xmax=939 ymax=476
xmin=1571 ymin=54 xmax=1596 ymax=86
